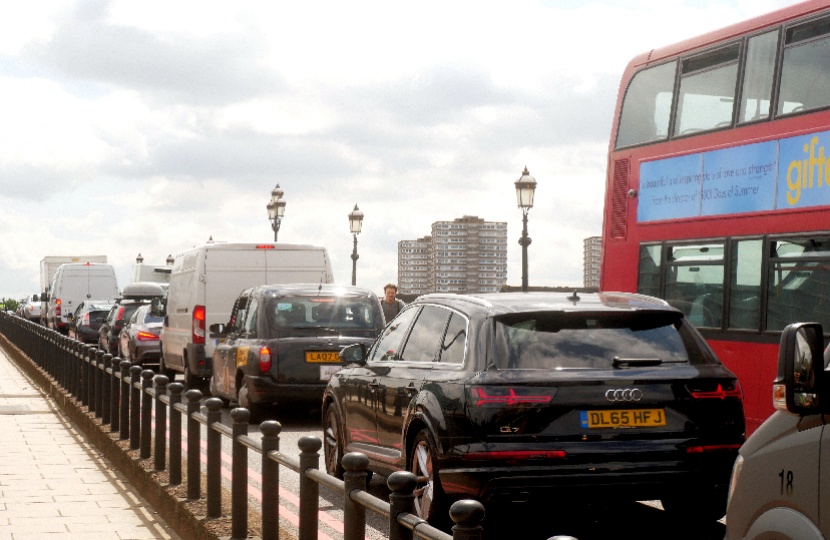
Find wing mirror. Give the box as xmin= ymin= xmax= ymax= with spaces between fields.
xmin=150 ymin=297 xmax=166 ymax=318
xmin=775 ymin=322 xmax=825 ymax=415
xmin=209 ymin=323 xmax=226 ymax=338
xmin=40 ymin=293 xmax=47 ymax=302
xmin=340 ymin=343 xmax=367 ymax=365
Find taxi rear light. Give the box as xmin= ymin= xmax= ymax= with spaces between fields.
xmin=259 ymin=347 xmax=272 ymax=372
xmin=137 ymin=331 xmax=159 ymax=342
xmin=192 ymin=305 xmax=206 ymax=344
xmin=686 ymin=444 xmax=741 ymax=454
xmin=470 ymin=387 xmax=552 ymax=406
xmin=256 ymin=245 xmax=275 ymax=249
xmin=689 ymin=382 xmax=742 ymax=400
xmin=463 ymin=450 xmax=566 ymax=460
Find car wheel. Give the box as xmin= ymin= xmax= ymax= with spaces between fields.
xmin=237 ymin=379 xmax=261 ymax=420
xmin=323 ymin=405 xmax=345 ymax=479
xmin=410 ymin=430 xmax=448 ymax=525
xmin=661 ymin=487 xmax=727 ymax=522
xmin=209 ymin=374 xmax=230 ymax=407
xmin=183 ymin=363 xmax=199 ymax=389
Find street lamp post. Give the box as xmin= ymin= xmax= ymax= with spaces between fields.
xmin=348 ymin=204 xmax=364 ymax=286
xmin=266 ymin=184 xmax=286 ymax=242
xmin=514 ymin=167 xmax=537 ymax=293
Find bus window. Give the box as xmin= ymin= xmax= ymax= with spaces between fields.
xmin=665 ymin=243 xmax=724 ymax=328
xmin=779 ymin=15 xmax=830 ymax=115
xmin=729 ymin=239 xmax=762 ymax=330
xmin=739 ymin=31 xmax=778 ymax=123
xmin=674 ymin=44 xmax=740 ymax=136
xmin=637 ymin=245 xmax=662 ymax=298
xmin=615 ymin=61 xmax=676 ymax=148
xmin=767 ymin=237 xmax=830 ymax=331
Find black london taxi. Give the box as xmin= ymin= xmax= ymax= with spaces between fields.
xmin=209 ymin=284 xmax=384 ymax=416
xmin=323 ymin=292 xmax=745 ymax=524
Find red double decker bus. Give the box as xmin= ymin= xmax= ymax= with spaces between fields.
xmin=601 ymin=0 xmax=830 ymax=433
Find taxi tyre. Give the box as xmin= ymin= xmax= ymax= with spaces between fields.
xmin=323 ymin=405 xmax=345 ymax=479
xmin=661 ymin=485 xmax=727 ymax=522
xmin=209 ymin=374 xmax=230 ymax=408
xmin=410 ymin=429 xmax=449 ymax=527
xmin=237 ymin=380 xmax=261 ymax=421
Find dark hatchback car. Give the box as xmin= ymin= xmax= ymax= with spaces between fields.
xmin=118 ymin=305 xmax=163 ymax=366
xmin=209 ymin=284 xmax=384 ymax=416
xmin=324 ymin=292 xmax=745 ymax=524
xmin=68 ymin=301 xmax=114 ymax=344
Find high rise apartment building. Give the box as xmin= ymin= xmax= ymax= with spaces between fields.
xmin=583 ymin=236 xmax=602 ymax=289
xmin=397 ymin=236 xmax=431 ymax=296
xmin=398 ymin=216 xmax=507 ymax=295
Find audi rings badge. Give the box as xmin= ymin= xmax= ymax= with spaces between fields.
xmin=605 ymin=388 xmax=644 ymax=402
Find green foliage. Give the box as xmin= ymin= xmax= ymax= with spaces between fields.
xmin=1 ymin=298 xmax=19 ymax=311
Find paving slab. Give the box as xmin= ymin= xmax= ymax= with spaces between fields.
xmin=0 ymin=347 xmax=179 ymax=540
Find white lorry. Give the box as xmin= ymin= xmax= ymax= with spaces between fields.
xmin=159 ymin=242 xmax=334 ymax=386
xmin=46 ymin=263 xmax=119 ymax=333
xmin=40 ymin=256 xmax=107 ymax=325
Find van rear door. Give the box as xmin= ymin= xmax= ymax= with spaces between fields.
xmin=265 ymin=246 xmax=331 ymax=284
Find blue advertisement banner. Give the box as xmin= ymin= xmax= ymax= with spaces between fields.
xmin=637 ymin=128 xmax=830 ymax=222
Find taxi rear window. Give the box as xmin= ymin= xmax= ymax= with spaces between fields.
xmin=494 ymin=311 xmax=715 ymax=369
xmin=267 ymin=296 xmax=379 ymax=330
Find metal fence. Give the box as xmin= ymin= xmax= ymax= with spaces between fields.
xmin=0 ymin=312 xmax=490 ymax=540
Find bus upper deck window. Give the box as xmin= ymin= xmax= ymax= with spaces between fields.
xmin=739 ymin=31 xmax=778 ymax=124
xmin=615 ymin=61 xmax=676 ymax=148
xmin=674 ymin=43 xmax=740 ymax=137
xmin=779 ymin=15 xmax=830 ymax=116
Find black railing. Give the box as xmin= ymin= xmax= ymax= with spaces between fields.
xmin=0 ymin=313 xmax=497 ymax=540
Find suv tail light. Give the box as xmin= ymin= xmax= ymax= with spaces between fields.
xmin=193 ymin=305 xmax=205 ymax=344
xmin=688 ymin=381 xmax=742 ymax=401
xmin=259 ymin=347 xmax=272 ymax=373
xmin=82 ymin=313 xmax=90 ymax=326
xmin=115 ymin=306 xmax=125 ymax=322
xmin=137 ymin=331 xmax=159 ymax=342
xmin=469 ymin=387 xmax=553 ymax=407
xmin=55 ymin=299 xmax=61 ymax=317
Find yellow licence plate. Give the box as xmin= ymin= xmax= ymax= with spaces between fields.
xmin=306 ymin=351 xmax=339 ymax=363
xmin=580 ymin=409 xmax=666 ymax=428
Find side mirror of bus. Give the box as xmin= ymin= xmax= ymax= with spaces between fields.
xmin=340 ymin=343 xmax=367 ymax=366
xmin=775 ymin=322 xmax=825 ymax=415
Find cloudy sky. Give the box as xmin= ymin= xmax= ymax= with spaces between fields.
xmin=0 ymin=0 xmax=806 ymax=299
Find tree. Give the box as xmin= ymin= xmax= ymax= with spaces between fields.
xmin=1 ymin=298 xmax=19 ymax=311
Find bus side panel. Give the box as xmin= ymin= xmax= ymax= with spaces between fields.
xmin=708 ymin=340 xmax=778 ymax=435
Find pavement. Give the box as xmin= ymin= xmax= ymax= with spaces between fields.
xmin=0 ymin=345 xmax=181 ymax=540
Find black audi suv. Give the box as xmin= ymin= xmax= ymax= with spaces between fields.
xmin=323 ymin=292 xmax=745 ymax=524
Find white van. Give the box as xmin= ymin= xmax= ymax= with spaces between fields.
xmin=159 ymin=242 xmax=334 ymax=386
xmin=46 ymin=263 xmax=119 ymax=333
xmin=725 ymin=322 xmax=830 ymax=540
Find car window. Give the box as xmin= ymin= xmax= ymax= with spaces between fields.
xmin=243 ymin=298 xmax=259 ymax=337
xmin=399 ymin=306 xmax=450 ymax=363
xmin=267 ymin=296 xmax=380 ymax=330
xmin=143 ymin=311 xmax=163 ymax=324
xmin=228 ymin=296 xmax=249 ymax=334
xmin=106 ymin=307 xmax=117 ymax=323
xmin=129 ymin=308 xmax=141 ymax=324
xmin=494 ymin=311 xmax=709 ymax=369
xmin=369 ymin=307 xmax=419 ymax=362
xmin=438 ymin=312 xmax=467 ymax=364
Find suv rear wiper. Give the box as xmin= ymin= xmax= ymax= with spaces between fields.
xmin=612 ymin=357 xmax=687 ymax=368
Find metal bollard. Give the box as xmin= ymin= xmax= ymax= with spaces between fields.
xmin=84 ymin=345 xmax=93 ymax=408
xmin=154 ymin=375 xmax=169 ymax=471
xmin=450 ymin=500 xmax=485 ymax=540
xmin=260 ymin=421 xmax=282 ymax=540
xmin=101 ymin=354 xmax=112 ymax=425
xmin=94 ymin=349 xmax=105 ymax=417
xmin=140 ymin=370 xmax=154 ymax=459
xmin=341 ymin=451 xmax=369 ymax=540
xmin=230 ymin=408 xmax=250 ymax=540
xmin=129 ymin=366 xmax=142 ymax=449
xmin=206 ymin=398 xmax=224 ymax=518
xmin=388 ymin=472 xmax=417 ymax=540
xmin=168 ymin=383 xmax=184 ymax=485
xmin=110 ymin=356 xmax=120 ymax=432
xmin=298 ymin=437 xmax=322 ymax=540
xmin=120 ymin=361 xmax=131 ymax=440
xmin=186 ymin=389 xmax=203 ymax=500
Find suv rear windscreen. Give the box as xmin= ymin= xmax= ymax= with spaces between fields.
xmin=494 ymin=311 xmax=714 ymax=369
xmin=267 ymin=296 xmax=379 ymax=330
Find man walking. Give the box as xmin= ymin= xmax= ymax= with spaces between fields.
xmin=381 ymin=284 xmax=405 ymax=323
